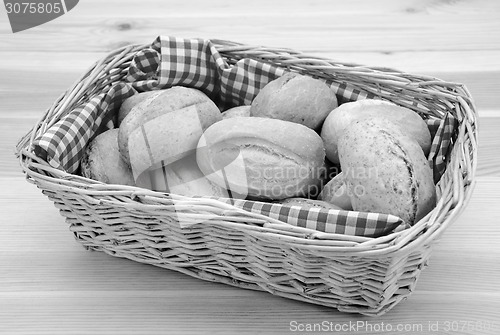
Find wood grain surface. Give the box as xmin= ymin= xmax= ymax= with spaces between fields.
xmin=1 ymin=1 xmax=499 ymax=334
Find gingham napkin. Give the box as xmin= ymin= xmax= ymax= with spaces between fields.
xmin=32 ymin=35 xmax=456 ymax=237
xmin=427 ymin=113 xmax=457 ymax=183
xmin=33 ymin=83 xmax=136 ymax=173
xmin=126 ymin=36 xmax=375 ymax=108
xmin=207 ymin=197 xmax=405 ymax=237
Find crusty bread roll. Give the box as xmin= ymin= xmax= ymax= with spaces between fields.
xmin=250 ymin=72 xmax=338 ymax=130
xmin=318 ymin=172 xmax=353 ymax=210
xmin=278 ymin=197 xmax=343 ymax=211
xmin=221 ymin=105 xmax=251 ymax=119
xmin=81 ymin=129 xmax=135 ymax=186
xmin=321 ymin=99 xmax=432 ymax=164
xmin=118 ymin=86 xmax=222 ymax=181
xmin=117 ymin=90 xmax=163 ymax=126
xmin=196 ymin=117 xmax=326 ymax=200
xmin=338 ymin=117 xmax=436 ymax=225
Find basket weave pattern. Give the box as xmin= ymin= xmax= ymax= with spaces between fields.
xmin=16 ymin=39 xmax=477 ymax=316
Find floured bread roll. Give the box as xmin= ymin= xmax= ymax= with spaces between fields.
xmin=118 ymin=86 xmax=222 ymax=167
xmin=318 ymin=172 xmax=353 ymax=210
xmin=81 ymin=129 xmax=135 ymax=186
xmin=321 ymin=99 xmax=432 ymax=164
xmin=250 ymin=72 xmax=338 ymax=130
xmin=197 ymin=117 xmax=326 ymax=200
xmin=338 ymin=117 xmax=436 ymax=225
xmin=221 ymin=105 xmax=251 ymax=119
xmin=117 ymin=90 xmax=163 ymax=126
xmin=278 ymin=197 xmax=343 ymax=211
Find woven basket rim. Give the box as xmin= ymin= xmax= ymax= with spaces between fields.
xmin=16 ymin=37 xmax=479 ymax=257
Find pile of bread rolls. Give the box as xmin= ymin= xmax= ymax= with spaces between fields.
xmin=81 ymin=71 xmax=436 ymax=227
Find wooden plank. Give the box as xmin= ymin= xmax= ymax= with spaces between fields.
xmin=0 ymin=15 xmax=496 ymax=53
xmin=0 ymin=292 xmax=498 ymax=335
xmin=3 ymin=47 xmax=500 ymax=74
xmin=1 ymin=4 xmax=498 ymax=53
xmin=70 ymin=0 xmax=500 ymax=17
xmin=477 ymin=118 xmax=500 ymax=177
xmin=1 ymin=67 xmax=499 ymax=113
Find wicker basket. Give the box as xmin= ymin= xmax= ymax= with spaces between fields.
xmin=16 ymin=38 xmax=478 ymax=316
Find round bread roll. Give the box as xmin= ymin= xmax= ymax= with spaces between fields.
xmin=222 ymin=105 xmax=251 ymax=119
xmin=118 ymin=86 xmax=222 ymax=174
xmin=250 ymin=72 xmax=338 ymax=130
xmin=321 ymin=99 xmax=432 ymax=164
xmin=196 ymin=117 xmax=326 ymax=200
xmin=117 ymin=90 xmax=163 ymax=126
xmin=81 ymin=129 xmax=135 ymax=186
xmin=278 ymin=198 xmax=343 ymax=211
xmin=318 ymin=172 xmax=353 ymax=210
xmin=338 ymin=117 xmax=436 ymax=225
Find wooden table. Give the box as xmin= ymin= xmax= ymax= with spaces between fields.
xmin=1 ymin=1 xmax=499 ymax=334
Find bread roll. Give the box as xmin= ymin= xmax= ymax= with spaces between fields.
xmin=197 ymin=117 xmax=326 ymax=200
xmin=278 ymin=197 xmax=343 ymax=211
xmin=222 ymin=105 xmax=251 ymax=119
xmin=118 ymin=86 xmax=222 ymax=181
xmin=338 ymin=117 xmax=436 ymax=225
xmin=250 ymin=72 xmax=338 ymax=130
xmin=117 ymin=90 xmax=163 ymax=126
xmin=321 ymin=99 xmax=431 ymax=164
xmin=318 ymin=172 xmax=353 ymax=210
xmin=81 ymin=129 xmax=135 ymax=186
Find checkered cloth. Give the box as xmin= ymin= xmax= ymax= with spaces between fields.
xmin=32 ymin=35 xmax=456 ymax=237
xmin=126 ymin=36 xmax=287 ymax=109
xmin=209 ymin=197 xmax=405 ymax=237
xmin=427 ymin=113 xmax=457 ymax=183
xmin=33 ymin=83 xmax=136 ymax=172
xmin=126 ymin=36 xmax=374 ymax=109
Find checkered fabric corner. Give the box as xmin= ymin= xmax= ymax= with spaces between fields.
xmin=125 ymin=36 xmax=287 ymax=109
xmin=428 ymin=113 xmax=458 ymax=184
xmin=199 ymin=197 xmax=405 ymax=237
xmin=33 ymin=83 xmax=136 ymax=173
xmin=426 ymin=117 xmax=442 ymax=140
xmin=125 ymin=47 xmax=160 ymax=90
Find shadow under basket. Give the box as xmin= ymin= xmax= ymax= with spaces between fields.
xmin=16 ymin=37 xmax=478 ymax=316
